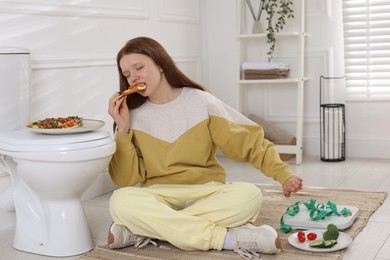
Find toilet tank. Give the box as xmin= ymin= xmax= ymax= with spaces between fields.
xmin=0 ymin=47 xmax=31 ymax=132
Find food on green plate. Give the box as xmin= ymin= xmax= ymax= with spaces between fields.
xmin=323 ymin=224 xmax=340 ymax=241
xmin=27 ymin=116 xmax=83 ymax=129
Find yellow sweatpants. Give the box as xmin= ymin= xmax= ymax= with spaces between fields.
xmin=109 ymin=181 xmax=262 ymax=251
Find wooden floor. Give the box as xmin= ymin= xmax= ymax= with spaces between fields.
xmin=0 ymin=155 xmax=389 ymax=260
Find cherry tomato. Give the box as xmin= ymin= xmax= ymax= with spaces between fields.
xmin=307 ymin=232 xmax=317 ymax=240
xmin=297 ymin=231 xmax=306 ymax=242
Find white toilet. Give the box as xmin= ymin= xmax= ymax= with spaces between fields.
xmin=0 ymin=48 xmax=116 ymax=256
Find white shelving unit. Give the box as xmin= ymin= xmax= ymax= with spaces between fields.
xmin=236 ymin=0 xmax=307 ymax=164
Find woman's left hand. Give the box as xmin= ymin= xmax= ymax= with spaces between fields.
xmin=282 ymin=175 xmax=303 ymax=197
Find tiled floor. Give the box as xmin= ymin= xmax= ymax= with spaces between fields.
xmin=0 ymin=155 xmax=389 ymax=259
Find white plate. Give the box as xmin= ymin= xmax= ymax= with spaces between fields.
xmin=28 ymin=119 xmax=105 ymax=135
xmin=288 ymin=229 xmax=352 ymax=253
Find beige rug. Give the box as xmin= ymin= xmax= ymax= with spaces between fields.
xmin=79 ymin=184 xmax=387 ymax=260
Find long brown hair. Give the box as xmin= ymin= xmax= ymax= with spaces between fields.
xmin=116 ymin=37 xmax=206 ymax=110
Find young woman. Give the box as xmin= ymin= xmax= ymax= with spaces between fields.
xmin=107 ymin=36 xmax=303 ymax=258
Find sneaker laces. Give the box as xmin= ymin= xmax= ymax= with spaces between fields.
xmin=234 ymin=247 xmax=261 ymax=259
xmin=109 ymin=222 xmax=159 ymax=250
xmin=233 ymin=236 xmax=264 ymax=254
xmin=133 ymin=236 xmax=159 ymax=249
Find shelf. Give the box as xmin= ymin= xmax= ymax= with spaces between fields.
xmin=237 ymin=32 xmax=302 ymax=39
xmin=275 ymin=144 xmax=301 ymax=154
xmin=237 ymin=0 xmax=307 ymax=164
xmin=238 ymin=77 xmax=309 ymax=85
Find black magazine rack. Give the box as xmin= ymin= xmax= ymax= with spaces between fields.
xmin=320 ymin=76 xmax=346 ymax=162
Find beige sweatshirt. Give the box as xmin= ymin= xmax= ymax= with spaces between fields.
xmin=109 ymin=87 xmax=294 ymax=187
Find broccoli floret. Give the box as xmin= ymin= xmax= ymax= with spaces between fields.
xmin=323 ymin=224 xmax=339 ymax=240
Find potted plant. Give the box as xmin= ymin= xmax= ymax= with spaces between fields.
xmin=246 ymin=0 xmax=295 ymax=61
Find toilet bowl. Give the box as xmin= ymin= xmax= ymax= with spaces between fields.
xmin=0 ymin=128 xmax=116 ymax=256
xmin=0 ymin=47 xmax=117 ymax=256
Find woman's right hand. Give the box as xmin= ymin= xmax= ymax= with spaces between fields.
xmin=108 ymin=92 xmax=130 ymax=134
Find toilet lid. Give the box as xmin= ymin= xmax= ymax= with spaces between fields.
xmin=0 ymin=128 xmax=114 ymax=152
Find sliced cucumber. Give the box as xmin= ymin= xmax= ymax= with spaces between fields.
xmin=309 ymin=240 xmax=324 ymax=248
xmin=309 ymin=239 xmax=338 ymax=248
xmin=322 ymin=240 xmax=334 ymax=248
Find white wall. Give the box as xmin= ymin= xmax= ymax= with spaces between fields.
xmin=203 ymin=0 xmax=390 ymax=160
xmin=200 ymin=0 xmax=237 ymax=106
xmin=0 ymin=0 xmax=203 ymax=230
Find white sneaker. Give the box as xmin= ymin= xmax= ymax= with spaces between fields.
xmin=108 ymin=222 xmax=158 ymax=249
xmin=229 ymin=224 xmax=282 ymax=257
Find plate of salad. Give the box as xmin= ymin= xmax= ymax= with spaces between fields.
xmin=288 ymin=225 xmax=352 ymax=253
